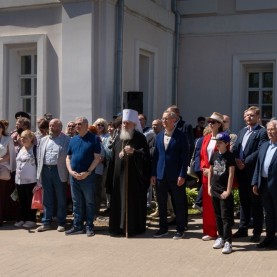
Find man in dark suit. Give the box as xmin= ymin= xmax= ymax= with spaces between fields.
xmin=232 ymin=106 xmax=268 ymax=242
xmin=151 ymin=110 xmax=189 ymax=239
xmin=252 ymin=119 xmax=277 ymax=248
xmin=166 ymin=105 xmax=194 ymax=228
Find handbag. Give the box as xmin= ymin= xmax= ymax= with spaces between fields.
xmin=187 ymin=159 xmax=198 ymax=180
xmin=0 ymin=164 xmax=11 ymax=180
xmin=31 ymin=186 xmax=43 ymax=210
xmin=187 ymin=139 xmax=199 ymax=180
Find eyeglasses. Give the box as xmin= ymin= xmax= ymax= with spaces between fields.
xmin=161 ymin=118 xmax=170 ymax=121
xmin=67 ymin=125 xmax=75 ymax=128
xmin=208 ymin=120 xmax=219 ymax=125
xmin=97 ymin=124 xmax=104 ymax=127
xmin=76 ymin=123 xmax=83 ymax=126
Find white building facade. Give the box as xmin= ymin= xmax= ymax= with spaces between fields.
xmin=178 ymin=0 xmax=277 ymax=131
xmin=1 ymin=0 xmax=277 ymax=132
xmin=0 ymin=0 xmax=175 ymax=130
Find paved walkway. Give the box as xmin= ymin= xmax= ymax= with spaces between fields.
xmin=1 ymin=216 xmax=277 ymax=277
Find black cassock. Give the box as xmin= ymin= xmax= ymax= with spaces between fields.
xmin=108 ymin=130 xmax=151 ymax=236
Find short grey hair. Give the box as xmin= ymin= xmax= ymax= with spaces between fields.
xmin=75 ymin=117 xmax=88 ymax=124
xmin=267 ymin=119 xmax=277 ymax=129
xmin=163 ymin=110 xmax=177 ymax=119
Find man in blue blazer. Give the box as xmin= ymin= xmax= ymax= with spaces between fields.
xmin=232 ymin=106 xmax=268 ymax=241
xmin=151 ymin=110 xmax=189 ymax=239
xmin=252 ymin=119 xmax=277 ymax=248
xmin=166 ymin=105 xmax=193 ymax=228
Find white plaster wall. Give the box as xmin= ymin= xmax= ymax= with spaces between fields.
xmin=123 ymin=6 xmax=175 ymax=121
xmin=92 ymin=0 xmax=116 ymax=122
xmin=60 ymin=1 xmax=94 ymax=124
xmin=179 ymin=27 xmax=277 ymax=132
xmin=0 ymin=6 xmax=62 ymax=126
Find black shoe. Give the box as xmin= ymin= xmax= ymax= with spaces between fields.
xmin=153 ymin=229 xmax=168 ymax=238
xmin=256 ymin=238 xmax=275 ymax=249
xmin=173 ymin=231 xmax=184 ymax=240
xmin=232 ymin=229 xmax=248 ymax=238
xmin=65 ymin=226 xmax=84 ymax=235
xmin=86 ymin=226 xmax=95 ymax=237
xmin=250 ymin=234 xmax=261 ymax=243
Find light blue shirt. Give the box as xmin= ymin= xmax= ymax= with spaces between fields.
xmin=43 ymin=135 xmax=62 ymax=165
xmin=239 ymin=124 xmax=259 ymax=160
xmin=262 ymin=142 xmax=277 ymax=177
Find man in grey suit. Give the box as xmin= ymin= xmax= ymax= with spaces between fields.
xmin=36 ymin=119 xmax=71 ymax=232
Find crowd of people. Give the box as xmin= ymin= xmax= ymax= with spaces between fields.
xmin=0 ymin=105 xmax=277 ymax=255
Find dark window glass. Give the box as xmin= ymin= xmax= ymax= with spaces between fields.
xmin=21 ymin=79 xmax=31 ymax=96
xmin=262 ymin=72 xmax=273 ymax=88
xmin=262 ymin=91 xmax=272 ymax=104
xmin=262 ymin=106 xmax=272 ymax=119
xmin=248 ymin=91 xmax=259 ymax=104
xmin=249 ymin=73 xmax=259 ymax=88
xmin=22 ymin=99 xmax=31 ymax=114
xmin=21 ymin=56 xmax=31 ymax=74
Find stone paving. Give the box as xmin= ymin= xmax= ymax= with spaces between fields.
xmin=1 ymin=215 xmax=277 ymax=277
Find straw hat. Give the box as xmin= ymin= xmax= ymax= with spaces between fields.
xmin=206 ymin=112 xmax=224 ymax=123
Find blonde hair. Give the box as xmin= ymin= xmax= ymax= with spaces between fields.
xmin=93 ymin=118 xmax=108 ymax=134
xmin=21 ymin=129 xmax=35 ymax=143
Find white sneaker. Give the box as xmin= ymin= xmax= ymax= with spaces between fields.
xmin=14 ymin=221 xmax=25 ymax=228
xmin=192 ymin=204 xmax=203 ymax=212
xmin=222 ymin=241 xmax=232 ymax=254
xmin=22 ymin=221 xmax=37 ymax=228
xmin=213 ymin=237 xmax=224 ymax=249
xmin=57 ymin=226 xmax=65 ymax=232
xmin=202 ymin=235 xmax=215 ymax=241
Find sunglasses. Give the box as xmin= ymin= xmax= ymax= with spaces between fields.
xmin=208 ymin=120 xmax=219 ymax=125
xmin=97 ymin=124 xmax=104 ymax=127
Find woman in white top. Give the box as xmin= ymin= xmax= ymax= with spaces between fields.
xmin=14 ymin=130 xmax=37 ymax=228
xmin=0 ymin=120 xmax=16 ymax=226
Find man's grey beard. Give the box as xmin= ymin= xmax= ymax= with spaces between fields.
xmin=120 ymin=128 xmax=134 ymax=141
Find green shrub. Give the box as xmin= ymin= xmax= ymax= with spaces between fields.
xmin=186 ymin=187 xmax=198 ymax=207
xmin=232 ymin=188 xmax=240 ymax=210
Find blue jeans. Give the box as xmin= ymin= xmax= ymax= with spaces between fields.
xmin=41 ymin=165 xmax=67 ymax=226
xmin=70 ymin=173 xmax=96 ymax=229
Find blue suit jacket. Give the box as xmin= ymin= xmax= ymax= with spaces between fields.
xmin=152 ymin=128 xmax=189 ymax=181
xmin=252 ymin=141 xmax=277 ymax=194
xmin=232 ymin=125 xmax=268 ymax=180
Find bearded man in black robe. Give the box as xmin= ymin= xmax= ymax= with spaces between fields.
xmin=108 ymin=109 xmax=151 ymax=237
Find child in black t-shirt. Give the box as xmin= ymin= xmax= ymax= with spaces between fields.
xmin=208 ymin=132 xmax=235 ymax=254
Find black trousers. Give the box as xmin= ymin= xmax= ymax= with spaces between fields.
xmin=238 ymin=179 xmax=263 ymax=235
xmin=212 ymin=194 xmax=233 ymax=243
xmin=16 ymin=183 xmax=37 ymax=222
xmin=157 ymin=179 xmax=186 ymax=233
xmin=260 ymin=178 xmax=277 ymax=240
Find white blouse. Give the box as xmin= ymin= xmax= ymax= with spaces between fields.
xmin=15 ymin=146 xmax=37 ymax=185
xmin=0 ymin=135 xmax=16 ymax=172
